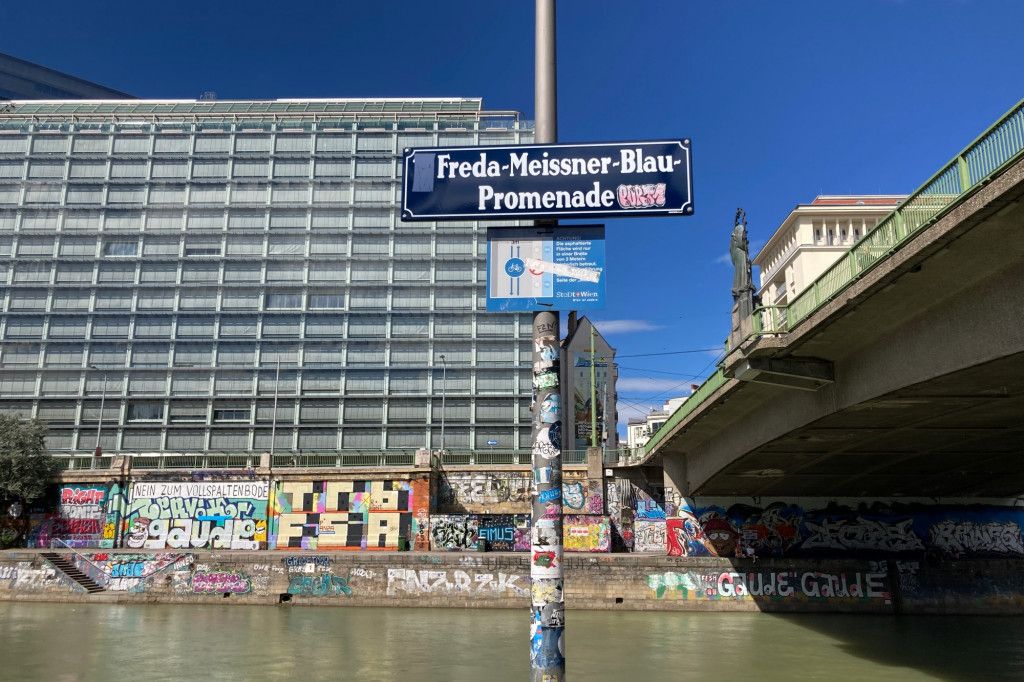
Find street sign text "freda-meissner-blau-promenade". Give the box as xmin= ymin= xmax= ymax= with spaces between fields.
xmin=401 ymin=140 xmax=692 ymax=220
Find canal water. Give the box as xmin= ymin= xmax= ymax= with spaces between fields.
xmin=1 ymin=603 xmax=1022 ymax=681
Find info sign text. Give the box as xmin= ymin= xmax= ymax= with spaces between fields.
xmin=486 ymin=225 xmax=605 ymax=312
xmin=402 ymin=140 xmax=692 ymax=220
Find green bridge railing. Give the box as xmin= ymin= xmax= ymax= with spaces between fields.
xmin=644 ymin=97 xmax=1024 ymax=460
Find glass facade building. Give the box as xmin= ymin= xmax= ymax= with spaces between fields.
xmin=0 ymin=99 xmax=534 ymax=456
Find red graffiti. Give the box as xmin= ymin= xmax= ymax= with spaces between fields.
xmin=616 ymin=183 xmax=666 ymax=209
xmin=50 ymin=518 xmax=102 ymax=535
xmin=61 ymin=487 xmax=105 ymax=506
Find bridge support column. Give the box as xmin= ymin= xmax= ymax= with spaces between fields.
xmin=662 ymin=455 xmax=688 ymax=518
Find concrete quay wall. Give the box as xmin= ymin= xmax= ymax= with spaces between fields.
xmin=1 ymin=550 xmax=1021 ymax=615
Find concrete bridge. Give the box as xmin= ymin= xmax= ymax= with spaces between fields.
xmin=642 ymin=100 xmax=1024 ymax=500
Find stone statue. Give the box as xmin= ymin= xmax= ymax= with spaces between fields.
xmin=730 ymin=208 xmax=751 ymax=295
xmin=730 ymin=208 xmax=755 ymax=319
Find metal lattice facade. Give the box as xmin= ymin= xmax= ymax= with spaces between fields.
xmin=0 ymin=98 xmax=535 ymax=455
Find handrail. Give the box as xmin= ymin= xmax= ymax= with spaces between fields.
xmin=49 ymin=537 xmax=111 ymax=576
xmin=641 ymin=97 xmax=1024 ymax=463
xmin=50 ymin=538 xmax=192 ymax=583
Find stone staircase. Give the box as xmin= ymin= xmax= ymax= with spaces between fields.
xmin=41 ymin=553 xmax=105 ymax=594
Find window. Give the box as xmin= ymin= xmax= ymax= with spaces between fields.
xmin=171 ymin=373 xmax=210 ymax=396
xmin=4 ymin=344 xmax=41 ymax=366
xmin=174 ymin=344 xmax=212 ymax=367
xmin=215 ymin=372 xmax=253 ymax=394
xmin=168 ymin=403 xmax=207 ymax=423
xmin=315 ymin=135 xmax=352 ymax=152
xmin=343 ymin=400 xmax=383 ymax=422
xmin=302 ymin=371 xmax=339 ymax=394
xmin=112 ymin=136 xmax=151 ymax=154
xmin=265 ymin=292 xmax=302 ymax=309
xmin=166 ymin=430 xmax=206 ymax=449
xmin=309 ymin=262 xmax=346 ymax=281
xmin=95 ymin=290 xmax=134 ymax=310
xmin=122 ymin=430 xmax=162 ymax=450
xmin=153 ymin=136 xmax=190 ymax=154
xmin=152 ymin=161 xmax=188 ymax=179
xmin=143 ymin=238 xmax=181 ymax=257
xmin=297 ymin=429 xmax=336 ymax=450
xmin=269 ymin=250 xmax=306 ymax=271
xmin=39 ymin=368 xmax=79 ymax=395
xmin=137 ymin=290 xmax=175 ymax=310
xmin=309 ymin=234 xmax=347 ymax=254
xmin=390 ymin=371 xmax=426 ymax=395
xmin=181 ymin=264 xmax=219 ymax=283
xmin=312 ymin=185 xmax=351 ymax=203
xmin=44 ymin=345 xmax=82 ymax=367
xmin=98 ymin=264 xmax=136 ymax=283
xmin=194 ymin=135 xmax=230 ymax=154
xmin=179 ymin=290 xmax=217 ymax=310
xmin=275 ymin=135 xmax=311 ymax=153
xmin=389 ymin=400 xmax=425 ymax=422
xmin=392 ymin=316 xmax=428 ymax=337
xmin=219 ymin=317 xmax=257 ymax=338
xmin=341 ymin=429 xmax=380 ymax=449
xmin=304 ymin=344 xmax=343 ymax=365
xmin=128 ymin=372 xmax=166 ymax=395
xmin=273 ymin=160 xmax=309 ymax=178
xmin=28 ymin=161 xmax=65 ymax=179
xmin=233 ymin=160 xmax=269 ymax=178
xmin=300 ymin=401 xmax=338 ymax=423
xmin=213 ymin=407 xmax=250 ymax=422
xmin=235 ymin=135 xmax=271 ymax=153
xmin=314 ymin=160 xmax=351 ymax=178
xmin=217 ymin=344 xmax=255 ymax=366
xmin=262 ymin=316 xmax=301 ymax=337
xmin=184 ymin=239 xmax=222 ymax=257
xmin=226 ymin=237 xmax=264 ymax=257
xmin=224 ymin=262 xmax=262 ymax=282
xmin=150 ymin=186 xmax=186 ymax=204
xmin=192 ymin=160 xmax=228 ymax=179
xmin=103 ymin=241 xmax=138 ymax=257
xmin=92 ymin=318 xmax=130 ymax=338
xmin=221 ymin=290 xmax=259 ymax=309
xmin=132 ymin=344 xmax=170 ymax=367
xmin=128 ymin=403 xmax=165 ymax=422
xmin=134 ymin=318 xmax=172 ymax=338
xmin=110 ymin=161 xmax=147 ymax=178
xmin=309 ymin=291 xmax=344 ymax=309
xmin=66 ymin=187 xmax=103 ymax=204
xmin=305 ymin=315 xmax=342 ymax=337
xmin=232 ymin=185 xmax=267 ymax=203
xmin=176 ymin=317 xmax=215 ymax=338
xmin=344 ymin=371 xmax=385 ymax=395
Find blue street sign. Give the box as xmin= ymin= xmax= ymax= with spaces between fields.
xmin=486 ymin=439 xmax=499 ymax=446
xmin=486 ymin=225 xmax=605 ymax=312
xmin=402 ymin=140 xmax=692 ymax=220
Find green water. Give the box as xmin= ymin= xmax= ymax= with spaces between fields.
xmin=0 ymin=603 xmax=1021 ymax=681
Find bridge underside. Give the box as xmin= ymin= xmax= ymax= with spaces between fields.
xmin=698 ymin=351 xmax=1024 ymax=497
xmin=651 ymin=148 xmax=1024 ymax=500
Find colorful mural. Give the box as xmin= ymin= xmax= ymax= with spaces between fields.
xmin=563 ymin=515 xmax=610 ymax=553
xmin=28 ymin=484 xmax=123 ymax=549
xmin=430 ymin=515 xmax=479 ymax=551
xmin=270 ymin=478 xmax=426 ymax=551
xmin=668 ymin=500 xmax=1024 ymax=558
xmin=125 ymin=480 xmax=269 ymax=550
xmin=561 ymin=479 xmax=604 ymax=515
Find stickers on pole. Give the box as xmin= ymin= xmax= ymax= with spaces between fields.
xmin=486 ymin=226 xmax=606 ymax=312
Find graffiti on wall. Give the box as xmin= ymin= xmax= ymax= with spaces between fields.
xmin=78 ymin=552 xmax=193 ymax=592
xmin=667 ymin=500 xmax=1024 ymax=558
xmin=562 ymin=480 xmax=603 ymax=515
xmin=386 ymin=568 xmax=528 ymax=597
xmin=478 ymin=515 xmax=528 ymax=552
xmin=647 ymin=568 xmax=891 ymax=602
xmin=192 ymin=571 xmax=251 ymax=594
xmin=287 ymin=574 xmax=352 ymax=597
xmin=431 ymin=515 xmax=479 ymax=551
xmin=125 ymin=481 xmax=269 ymax=551
xmin=563 ymin=515 xmax=610 ymax=553
xmin=437 ymin=472 xmax=604 ymax=516
xmin=28 ymin=484 xmax=124 ymax=549
xmin=270 ymin=478 xmax=426 ymax=551
xmin=436 ymin=473 xmax=532 ymax=513
xmin=634 ymin=520 xmax=666 ymax=553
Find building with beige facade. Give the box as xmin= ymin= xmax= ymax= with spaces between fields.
xmin=754 ymin=195 xmax=904 ymax=308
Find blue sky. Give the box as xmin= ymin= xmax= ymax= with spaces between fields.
xmin=4 ymin=0 xmax=1023 ymax=432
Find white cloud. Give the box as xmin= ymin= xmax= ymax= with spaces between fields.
xmin=590 ymin=319 xmax=662 ymax=334
xmin=713 ymin=239 xmax=765 ymax=266
xmin=616 ymin=377 xmax=689 ymax=393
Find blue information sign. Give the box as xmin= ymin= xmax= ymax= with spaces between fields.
xmin=402 ymin=140 xmax=692 ymax=220
xmin=486 ymin=225 xmax=605 ymax=312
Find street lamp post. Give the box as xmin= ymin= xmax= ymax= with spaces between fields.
xmin=89 ymin=365 xmax=107 ymax=457
xmin=439 ymin=354 xmax=447 ymax=452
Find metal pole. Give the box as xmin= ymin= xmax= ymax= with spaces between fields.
xmin=439 ymin=354 xmax=447 ymax=452
xmin=531 ymin=1 xmax=564 ymax=679
xmin=270 ymin=359 xmax=281 ymax=459
xmin=590 ymin=325 xmax=597 ymax=448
